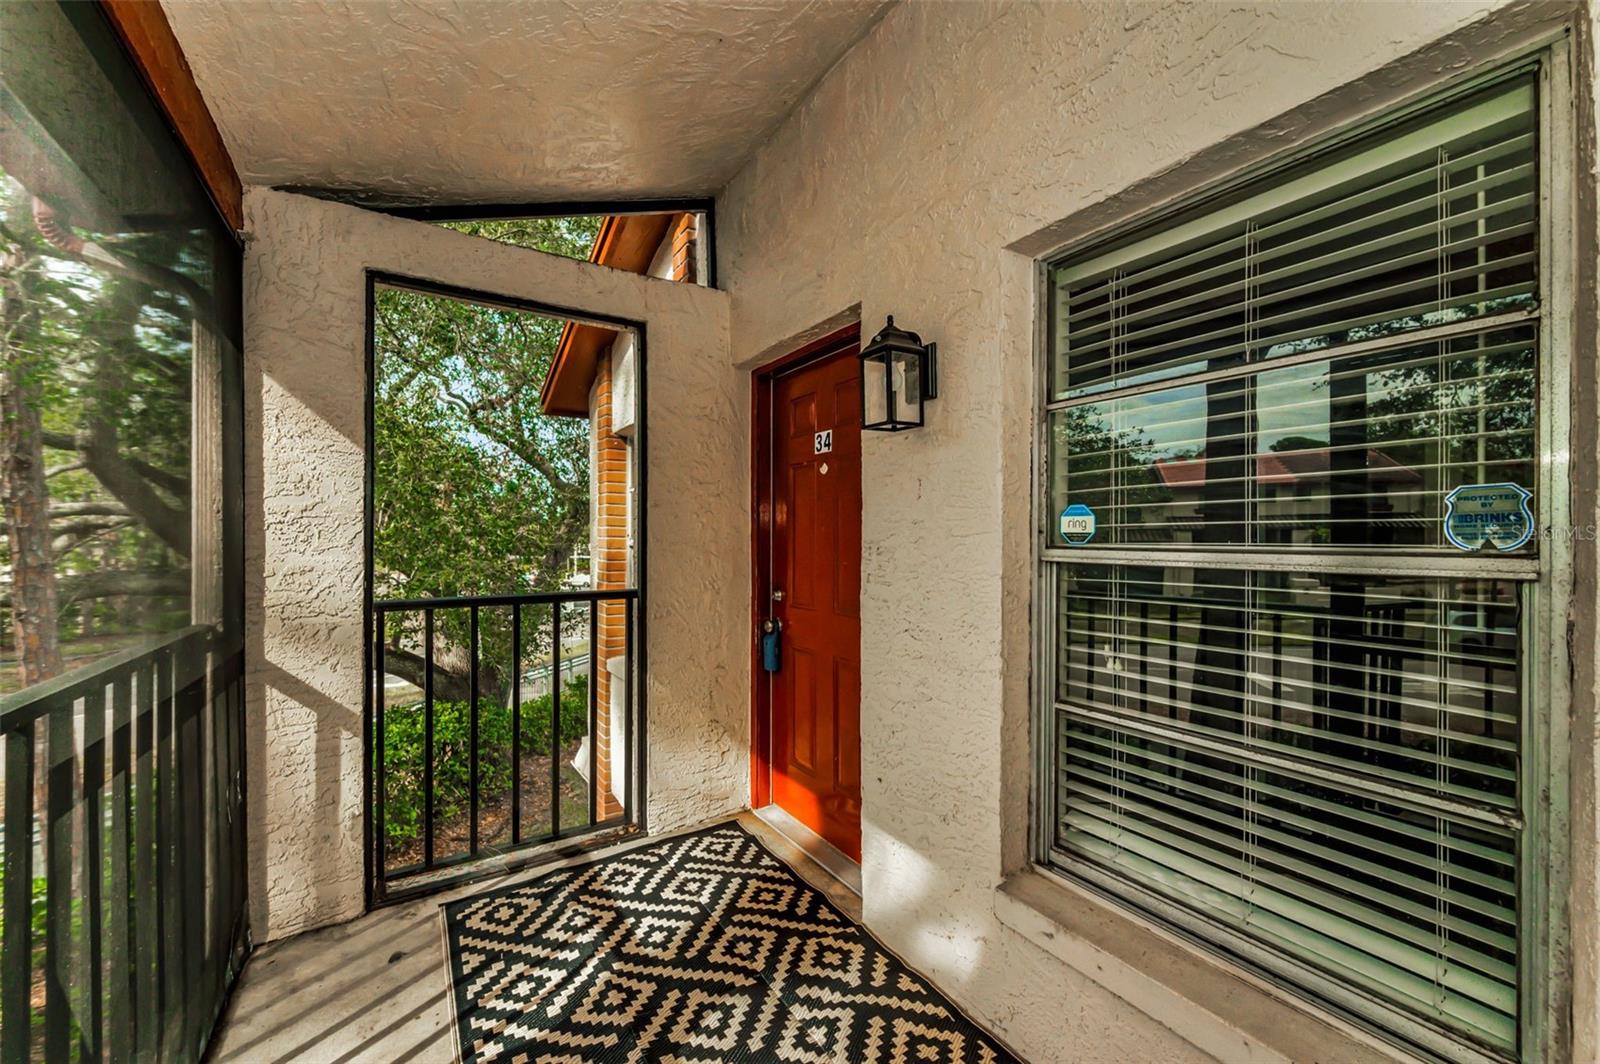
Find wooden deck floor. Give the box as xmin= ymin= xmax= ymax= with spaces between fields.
xmin=205 ymin=812 xmax=860 ymax=1063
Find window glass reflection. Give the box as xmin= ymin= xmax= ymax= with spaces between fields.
xmin=0 ymin=1 xmax=241 ymax=693
xmin=1048 ymin=326 xmax=1536 ymax=550
xmin=1056 ymin=565 xmax=1520 ymax=804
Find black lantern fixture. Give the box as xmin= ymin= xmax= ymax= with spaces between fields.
xmin=859 ymin=316 xmax=937 ymax=431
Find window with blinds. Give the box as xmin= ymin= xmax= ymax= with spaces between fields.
xmin=1041 ymin=73 xmax=1542 ymax=1062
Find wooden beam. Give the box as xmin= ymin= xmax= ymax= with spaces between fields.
xmin=98 ymin=0 xmax=243 ymax=231
xmin=541 ymin=213 xmax=677 ymax=416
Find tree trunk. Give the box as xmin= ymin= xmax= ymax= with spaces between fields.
xmin=1 ymin=244 xmax=63 ymax=685
xmin=77 ymin=276 xmax=190 ymax=558
xmin=2 ymin=232 xmax=65 ymax=882
xmin=380 ymin=642 xmax=509 ymax=707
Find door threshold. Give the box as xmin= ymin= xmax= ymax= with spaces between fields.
xmin=753 ymin=804 xmax=861 ymax=897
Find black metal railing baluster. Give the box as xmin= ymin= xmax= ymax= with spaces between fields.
xmin=0 ymin=627 xmax=243 ymax=1061
xmin=423 ymin=609 xmax=435 ymax=870
xmin=368 ymin=589 xmax=641 ymax=898
xmin=550 ymin=602 xmax=562 ymax=838
xmin=227 ymin=649 xmax=248 ymax=945
xmin=82 ymin=682 xmax=107 ymax=1062
xmin=109 ymin=673 xmax=134 ymax=1062
xmin=469 ymin=605 xmax=479 ymax=856
xmin=204 ymin=639 xmax=227 ymax=1043
xmin=43 ymin=691 xmax=75 ymax=1062
xmin=173 ymin=664 xmax=190 ymax=1058
xmin=133 ymin=658 xmax=156 ymax=1062
xmin=2 ymin=719 xmax=34 ymax=1064
xmin=623 ymin=598 xmax=634 ymax=818
xmin=374 ymin=610 xmax=387 ymax=879
xmin=511 ymin=605 xmax=522 ymax=845
xmin=155 ymin=648 xmax=179 ymax=1058
xmin=204 ymin=637 xmax=236 ymax=1039
xmin=588 ymin=603 xmax=598 ymax=825
xmin=178 ymin=645 xmax=205 ymax=1057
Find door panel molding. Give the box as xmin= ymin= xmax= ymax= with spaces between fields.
xmin=748 ymin=320 xmax=864 ymax=857
xmin=750 ymin=322 xmax=861 ymax=815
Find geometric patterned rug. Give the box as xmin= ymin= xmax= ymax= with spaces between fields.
xmin=442 ymin=821 xmax=1023 ymax=1062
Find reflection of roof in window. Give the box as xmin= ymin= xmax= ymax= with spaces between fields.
xmin=1153 ymin=448 xmax=1422 ymax=487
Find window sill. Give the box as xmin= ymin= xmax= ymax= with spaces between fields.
xmin=993 ymin=867 xmax=1421 ymax=1064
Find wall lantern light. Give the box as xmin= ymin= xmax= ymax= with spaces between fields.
xmin=860 ymin=316 xmax=938 ymax=432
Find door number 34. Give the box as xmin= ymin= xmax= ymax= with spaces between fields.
xmin=814 ymin=430 xmax=833 ymax=455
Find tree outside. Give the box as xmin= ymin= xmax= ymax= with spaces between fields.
xmin=371 ymin=216 xmax=612 ymax=862
xmin=0 ymin=198 xmax=617 ymax=875
xmin=0 ymin=180 xmax=214 ymax=695
xmin=0 ymin=150 xmax=236 ymax=1049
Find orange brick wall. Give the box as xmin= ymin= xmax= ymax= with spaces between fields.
xmin=591 ymin=352 xmax=628 ymax=820
xmin=589 ymin=218 xmax=685 ymax=821
xmin=670 ymin=214 xmax=696 ymax=284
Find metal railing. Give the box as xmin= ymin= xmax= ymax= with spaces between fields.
xmin=370 ymin=588 xmax=638 ymax=900
xmin=0 ymin=625 xmax=248 ymax=1063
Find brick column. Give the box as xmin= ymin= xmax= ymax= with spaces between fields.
xmin=670 ymin=213 xmax=696 ymax=284
xmin=591 ymin=354 xmax=628 ymax=820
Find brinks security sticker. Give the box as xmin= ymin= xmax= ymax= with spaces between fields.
xmin=1443 ymin=482 xmax=1534 ymax=552
xmin=1058 ymin=503 xmax=1096 ymax=546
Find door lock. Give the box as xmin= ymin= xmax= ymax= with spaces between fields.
xmin=771 ymin=589 xmax=785 ymax=602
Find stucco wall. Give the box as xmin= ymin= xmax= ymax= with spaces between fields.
xmin=243 ymin=188 xmax=745 ymax=939
xmin=719 ymin=2 xmax=1591 ymax=1062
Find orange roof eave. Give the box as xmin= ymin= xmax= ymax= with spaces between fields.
xmin=540 ymin=212 xmax=675 ymax=417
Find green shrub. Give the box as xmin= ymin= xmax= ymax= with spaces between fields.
xmin=381 ymin=675 xmax=590 ymax=855
xmin=0 ymin=867 xmax=74 ymax=1038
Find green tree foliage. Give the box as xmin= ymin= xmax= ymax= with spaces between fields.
xmin=372 ymin=215 xmax=602 ymax=705
xmin=0 ymin=176 xmax=204 ymax=691
xmin=437 ymin=217 xmax=597 ymax=259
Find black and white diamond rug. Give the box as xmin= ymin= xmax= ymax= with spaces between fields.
xmin=443 ymin=821 xmax=1022 ymax=1062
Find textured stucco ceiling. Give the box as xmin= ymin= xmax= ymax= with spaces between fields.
xmin=161 ymin=0 xmax=892 ymax=205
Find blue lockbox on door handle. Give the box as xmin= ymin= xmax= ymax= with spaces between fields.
xmin=762 ymin=619 xmax=782 ymax=672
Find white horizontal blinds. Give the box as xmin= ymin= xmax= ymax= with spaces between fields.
xmin=1046 ymin=325 xmax=1537 ymax=549
xmin=1053 ymin=565 xmax=1521 ymax=1050
xmin=1050 ymin=80 xmax=1537 ymax=401
xmin=1057 ymin=717 xmax=1519 ymax=1049
xmin=1044 ymin=74 xmax=1541 ymax=1060
xmin=1054 ymin=566 xmax=1521 ymax=809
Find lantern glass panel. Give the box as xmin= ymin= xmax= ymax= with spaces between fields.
xmin=891 ymin=349 xmax=923 ymax=427
xmin=863 ymin=352 xmax=890 ymax=427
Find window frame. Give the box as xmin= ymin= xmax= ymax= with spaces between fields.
xmin=1029 ymin=40 xmax=1575 ymax=1064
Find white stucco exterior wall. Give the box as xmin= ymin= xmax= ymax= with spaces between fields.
xmin=719 ymin=2 xmax=1593 ymax=1062
xmin=242 ymin=188 xmax=746 ymax=939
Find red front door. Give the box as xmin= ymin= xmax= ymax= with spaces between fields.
xmin=758 ymin=339 xmax=862 ymax=862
